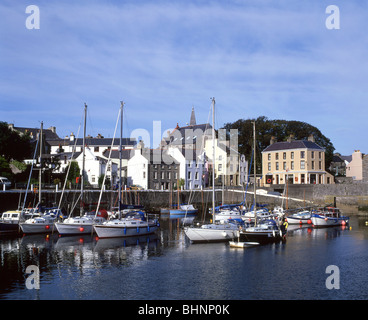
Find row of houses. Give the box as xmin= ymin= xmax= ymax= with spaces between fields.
xmin=8 ymin=108 xmax=248 ymax=190
xmin=9 ymin=108 xmax=365 ymax=189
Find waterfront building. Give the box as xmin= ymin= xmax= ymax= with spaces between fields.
xmin=127 ymin=142 xmax=179 ymax=190
xmin=160 ymin=107 xmax=247 ymax=187
xmin=262 ymin=134 xmax=334 ymax=186
xmin=49 ymin=132 xmax=136 ymax=157
xmin=346 ymin=150 xmax=365 ymax=181
xmin=166 ymin=147 xmax=206 ymax=189
xmin=329 ymin=153 xmax=352 ymax=176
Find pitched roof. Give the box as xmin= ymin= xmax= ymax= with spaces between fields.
xmin=263 ymin=140 xmax=324 ymax=152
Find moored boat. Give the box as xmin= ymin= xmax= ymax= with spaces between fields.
xmin=239 ymin=219 xmax=282 ymax=244
xmin=184 ymin=221 xmax=239 ymax=243
xmin=311 ymin=207 xmax=349 ymax=227
xmin=94 ymin=211 xmax=159 ymax=238
xmin=286 ymin=210 xmax=312 ymax=225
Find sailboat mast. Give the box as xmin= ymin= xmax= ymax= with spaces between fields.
xmin=81 ymin=103 xmax=87 ymax=216
xmin=119 ymin=101 xmax=124 ymax=219
xmin=253 ymin=120 xmax=257 ymax=226
xmin=38 ymin=121 xmax=43 ymax=207
xmin=211 ymin=97 xmax=215 ymax=222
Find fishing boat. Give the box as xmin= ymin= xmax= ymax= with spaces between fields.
xmin=311 ymin=207 xmax=349 ymax=227
xmin=184 ymin=98 xmax=241 ymax=243
xmin=93 ymin=101 xmax=160 ymax=238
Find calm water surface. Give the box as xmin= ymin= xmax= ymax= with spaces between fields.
xmin=1 ymin=215 xmax=368 ymax=300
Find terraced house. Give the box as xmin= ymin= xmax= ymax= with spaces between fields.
xmin=262 ymin=134 xmax=334 ymax=186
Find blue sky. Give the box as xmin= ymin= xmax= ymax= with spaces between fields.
xmin=0 ymin=0 xmax=367 ymax=155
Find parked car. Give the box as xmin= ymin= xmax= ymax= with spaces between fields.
xmin=0 ymin=177 xmax=11 ymax=190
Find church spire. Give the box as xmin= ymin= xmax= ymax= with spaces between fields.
xmin=189 ymin=106 xmax=196 ymax=126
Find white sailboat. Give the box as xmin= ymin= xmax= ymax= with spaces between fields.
xmin=238 ymin=121 xmax=282 ymax=244
xmin=94 ymin=101 xmax=159 ymax=238
xmin=55 ymin=103 xmax=106 ymax=235
xmin=20 ymin=122 xmax=60 ymax=234
xmin=184 ymin=98 xmax=239 ymax=243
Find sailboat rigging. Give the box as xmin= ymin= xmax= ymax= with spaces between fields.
xmin=94 ymin=101 xmax=159 ymax=239
xmin=184 ymin=98 xmax=239 ymax=243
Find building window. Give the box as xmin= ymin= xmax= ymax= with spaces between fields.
xmin=195 ymin=172 xmax=199 ymax=180
xmin=161 ymin=172 xmax=165 ymax=179
xmin=283 ymin=152 xmax=286 ymax=160
xmin=188 ymin=171 xmax=191 ymax=180
xmin=311 ymin=151 xmax=314 ymax=159
xmin=268 ymin=153 xmax=271 ymax=161
xmin=291 ymin=161 xmax=294 ymax=170
xmin=154 ymin=171 xmax=157 ymax=179
xmin=168 ymin=172 xmax=171 ymax=179
xmin=300 ymin=151 xmax=305 ymax=159
xmin=300 ymin=160 xmax=305 ymax=169
xmin=319 ymin=152 xmax=322 ymax=159
xmin=143 ymin=172 xmax=146 ymax=178
xmin=268 ymin=162 xmax=271 ymax=171
xmin=291 ymin=152 xmax=294 ymax=159
xmin=319 ymin=161 xmax=322 ymax=170
xmin=276 ymin=153 xmax=279 ymax=160
xmin=276 ymin=162 xmax=279 ymax=170
xmin=283 ymin=162 xmax=286 ymax=170
xmin=311 ymin=161 xmax=315 ymax=170
xmin=218 ymin=164 xmax=222 ymax=171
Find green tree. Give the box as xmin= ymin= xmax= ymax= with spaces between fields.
xmin=0 ymin=156 xmax=12 ymax=178
xmin=0 ymin=122 xmax=32 ymax=161
xmin=66 ymin=161 xmax=80 ymax=185
xmin=223 ymin=116 xmax=335 ymax=173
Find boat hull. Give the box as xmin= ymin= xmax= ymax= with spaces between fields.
xmin=55 ymin=222 xmax=95 ymax=235
xmin=184 ymin=225 xmax=238 ymax=243
xmin=20 ymin=223 xmax=55 ymax=234
xmin=169 ymin=209 xmax=198 ymax=215
xmin=0 ymin=222 xmax=20 ymax=235
xmin=286 ymin=216 xmax=312 ymax=225
xmin=311 ymin=215 xmax=349 ymax=227
xmin=94 ymin=224 xmax=158 ymax=238
xmin=239 ymin=229 xmax=282 ymax=244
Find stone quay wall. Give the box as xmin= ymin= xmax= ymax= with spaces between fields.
xmin=1 ymin=183 xmax=368 ymax=216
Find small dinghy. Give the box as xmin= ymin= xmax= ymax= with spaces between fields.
xmin=229 ymin=241 xmax=260 ymax=248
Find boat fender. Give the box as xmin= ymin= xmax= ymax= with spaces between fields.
xmin=79 ymin=227 xmax=84 ymax=232
xmin=137 ymin=227 xmax=140 ymax=233
xmin=222 ymin=232 xmax=227 ymax=237
xmin=124 ymin=228 xmax=127 ymax=235
xmin=272 ymin=230 xmax=275 ymax=237
xmin=45 ymin=225 xmax=50 ymax=230
xmin=147 ymin=226 xmax=150 ymax=232
xmin=324 ymin=218 xmax=328 ymax=221
xmin=299 ymin=220 xmax=302 ymax=224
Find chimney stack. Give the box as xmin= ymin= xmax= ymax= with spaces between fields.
xmin=270 ymin=136 xmax=276 ymax=145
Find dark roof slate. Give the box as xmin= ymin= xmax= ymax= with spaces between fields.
xmin=263 ymin=140 xmax=324 ymax=152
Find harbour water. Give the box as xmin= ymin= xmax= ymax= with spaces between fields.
xmin=1 ymin=215 xmax=368 ymax=301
